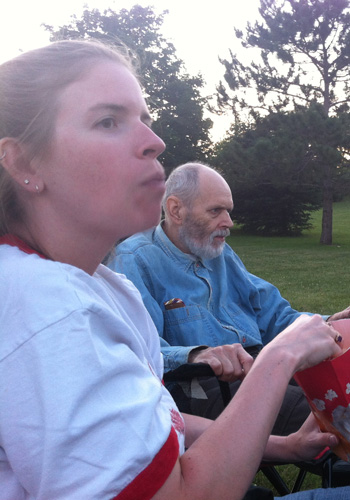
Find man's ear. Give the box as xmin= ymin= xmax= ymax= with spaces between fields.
xmin=0 ymin=138 xmax=43 ymax=193
xmin=166 ymin=195 xmax=186 ymax=225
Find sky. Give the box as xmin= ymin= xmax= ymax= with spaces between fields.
xmin=1 ymin=0 xmax=262 ymax=140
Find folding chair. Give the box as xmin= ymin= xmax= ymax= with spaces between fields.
xmin=293 ymin=452 xmax=350 ymax=491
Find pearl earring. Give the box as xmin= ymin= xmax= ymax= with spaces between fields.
xmin=24 ymin=179 xmax=30 ymax=185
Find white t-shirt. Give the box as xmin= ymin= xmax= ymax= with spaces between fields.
xmin=0 ymin=239 xmax=185 ymax=499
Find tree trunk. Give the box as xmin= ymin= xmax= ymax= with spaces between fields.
xmin=320 ymin=166 xmax=333 ymax=245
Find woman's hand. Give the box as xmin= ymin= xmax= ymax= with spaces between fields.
xmin=265 ymin=314 xmax=343 ymax=373
xmin=284 ymin=413 xmax=339 ymax=462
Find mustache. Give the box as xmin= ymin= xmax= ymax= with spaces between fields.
xmin=209 ymin=228 xmax=230 ymax=241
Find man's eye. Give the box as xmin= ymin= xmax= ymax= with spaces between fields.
xmin=98 ymin=118 xmax=116 ymax=129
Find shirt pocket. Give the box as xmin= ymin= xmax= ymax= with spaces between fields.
xmin=163 ymin=305 xmax=206 ymax=346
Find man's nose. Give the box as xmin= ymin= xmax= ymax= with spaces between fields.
xmin=221 ymin=211 xmax=234 ymax=228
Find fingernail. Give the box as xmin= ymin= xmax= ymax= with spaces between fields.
xmin=329 ymin=435 xmax=338 ymax=446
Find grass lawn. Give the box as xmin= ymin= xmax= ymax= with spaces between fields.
xmin=226 ymin=198 xmax=350 ymax=495
xmin=227 ymin=198 xmax=350 ymax=315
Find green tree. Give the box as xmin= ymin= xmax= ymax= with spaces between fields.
xmin=44 ymin=5 xmax=213 ymax=174
xmin=216 ymin=0 xmax=350 ymax=243
xmin=214 ymin=104 xmax=350 ymax=236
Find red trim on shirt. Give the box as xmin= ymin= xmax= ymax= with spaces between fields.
xmin=0 ymin=234 xmax=48 ymax=259
xmin=112 ymin=426 xmax=179 ymax=500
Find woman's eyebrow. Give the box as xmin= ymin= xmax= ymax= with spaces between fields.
xmin=89 ymin=103 xmax=127 ymax=114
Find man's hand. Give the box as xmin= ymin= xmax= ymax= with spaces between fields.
xmin=327 ymin=305 xmax=350 ymax=322
xmin=188 ymin=344 xmax=254 ymax=382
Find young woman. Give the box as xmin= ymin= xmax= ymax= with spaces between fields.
xmin=0 ymin=39 xmax=348 ymax=500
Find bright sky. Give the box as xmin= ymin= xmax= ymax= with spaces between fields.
xmin=1 ymin=0 xmax=261 ymax=140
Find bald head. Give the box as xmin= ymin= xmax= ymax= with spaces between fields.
xmin=163 ymin=162 xmax=231 ymax=214
xmin=196 ymin=165 xmax=231 ymax=203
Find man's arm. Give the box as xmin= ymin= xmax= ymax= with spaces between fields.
xmin=327 ymin=305 xmax=350 ymax=322
xmin=248 ymin=271 xmax=305 ymax=343
xmin=249 ymin=270 xmax=350 ymax=342
xmin=160 ymin=337 xmax=199 ymax=372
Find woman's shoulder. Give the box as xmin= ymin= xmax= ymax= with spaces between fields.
xmin=0 ymin=247 xmax=160 ymax=363
xmin=0 ymin=247 xmax=104 ymax=352
xmin=1 ymin=243 xmax=87 ymax=299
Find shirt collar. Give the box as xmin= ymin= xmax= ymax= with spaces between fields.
xmin=0 ymin=234 xmax=48 ymax=259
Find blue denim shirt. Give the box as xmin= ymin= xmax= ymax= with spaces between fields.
xmin=109 ymin=224 xmax=305 ymax=372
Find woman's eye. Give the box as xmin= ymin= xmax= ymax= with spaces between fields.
xmin=98 ymin=118 xmax=116 ymax=129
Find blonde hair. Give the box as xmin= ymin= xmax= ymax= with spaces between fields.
xmin=0 ymin=39 xmax=135 ymax=235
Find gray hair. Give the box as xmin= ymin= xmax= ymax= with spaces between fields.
xmin=162 ymin=162 xmax=221 ymax=214
xmin=0 ymin=39 xmax=135 ymax=236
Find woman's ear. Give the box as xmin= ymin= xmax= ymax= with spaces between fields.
xmin=0 ymin=138 xmax=43 ymax=193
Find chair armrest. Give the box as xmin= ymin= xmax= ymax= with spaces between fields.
xmin=164 ymin=363 xmax=215 ymax=382
xmin=164 ymin=363 xmax=231 ymax=407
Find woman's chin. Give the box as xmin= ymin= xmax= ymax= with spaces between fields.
xmin=130 ymin=213 xmax=162 ymax=236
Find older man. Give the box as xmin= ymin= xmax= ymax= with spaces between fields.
xmin=109 ymin=162 xmax=349 ymax=435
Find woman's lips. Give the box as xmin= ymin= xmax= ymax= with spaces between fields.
xmin=142 ymin=174 xmax=166 ymax=189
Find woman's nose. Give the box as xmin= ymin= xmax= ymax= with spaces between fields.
xmin=138 ymin=125 xmax=166 ymax=159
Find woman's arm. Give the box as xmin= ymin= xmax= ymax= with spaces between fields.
xmin=184 ymin=408 xmax=339 ymax=463
xmin=182 ymin=413 xmax=213 ymax=449
xmin=263 ymin=413 xmax=338 ymax=462
xmin=153 ymin=315 xmax=342 ymax=500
